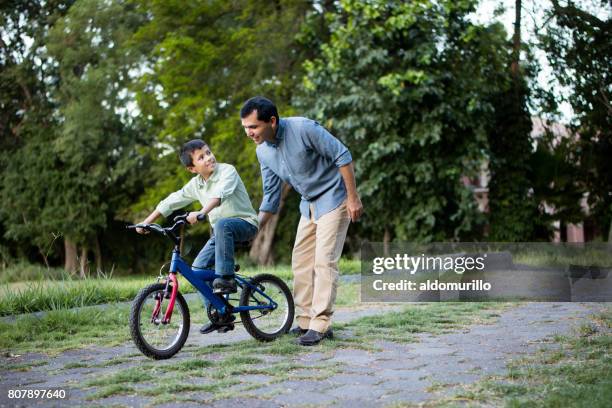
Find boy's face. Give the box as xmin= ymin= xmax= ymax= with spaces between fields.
xmin=188 ymin=146 xmax=216 ymax=178
xmin=241 ymin=110 xmax=277 ymax=145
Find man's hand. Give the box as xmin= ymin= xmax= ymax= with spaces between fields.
xmin=347 ymin=195 xmax=363 ymax=222
xmin=136 ymin=224 xmax=149 ymax=235
xmin=186 ymin=211 xmax=203 ymax=225
xmin=339 ymin=163 xmax=363 ymax=222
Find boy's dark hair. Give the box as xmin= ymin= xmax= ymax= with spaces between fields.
xmin=240 ymin=96 xmax=279 ymax=122
xmin=180 ymin=139 xmax=208 ymax=167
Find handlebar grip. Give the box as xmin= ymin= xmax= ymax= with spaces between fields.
xmin=197 ymin=213 xmax=207 ymax=222
xmin=127 ymin=224 xmax=147 ymax=230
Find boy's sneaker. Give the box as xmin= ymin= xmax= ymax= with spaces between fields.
xmin=199 ymin=322 xmax=235 ymax=334
xmin=200 ymin=322 xmax=221 ymax=334
xmin=217 ymin=323 xmax=235 ymax=333
xmin=200 ymin=313 xmax=235 ymax=334
xmin=213 ymin=276 xmax=237 ymax=294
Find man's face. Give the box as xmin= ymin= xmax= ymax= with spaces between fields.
xmin=241 ymin=110 xmax=277 ymax=145
xmin=188 ymin=146 xmax=216 ymax=178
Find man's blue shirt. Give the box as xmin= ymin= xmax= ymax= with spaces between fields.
xmin=256 ymin=117 xmax=352 ymax=220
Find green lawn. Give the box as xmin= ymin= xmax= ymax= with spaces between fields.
xmin=0 ymin=281 xmax=364 ymax=355
xmin=0 ymin=259 xmax=361 ymax=316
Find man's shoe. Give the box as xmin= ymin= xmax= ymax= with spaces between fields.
xmin=213 ymin=276 xmax=237 ymax=294
xmin=289 ymin=326 xmax=308 ymax=337
xmin=296 ymin=329 xmax=333 ymax=346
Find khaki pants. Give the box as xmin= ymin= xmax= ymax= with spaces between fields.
xmin=292 ymin=200 xmax=351 ymax=333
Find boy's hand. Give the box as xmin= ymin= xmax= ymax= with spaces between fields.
xmin=137 ymin=210 xmax=161 ymax=234
xmin=186 ymin=211 xmax=203 ymax=225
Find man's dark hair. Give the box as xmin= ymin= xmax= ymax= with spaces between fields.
xmin=180 ymin=139 xmax=208 ymax=167
xmin=240 ymin=96 xmax=279 ymax=122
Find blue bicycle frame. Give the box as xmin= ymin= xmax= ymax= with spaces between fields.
xmin=169 ymin=248 xmax=277 ymax=315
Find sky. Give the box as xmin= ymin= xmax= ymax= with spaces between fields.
xmin=474 ymin=0 xmax=610 ymax=124
xmin=473 ymin=0 xmax=573 ymax=122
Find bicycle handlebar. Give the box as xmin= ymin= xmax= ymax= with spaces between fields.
xmin=127 ymin=213 xmax=207 ymax=246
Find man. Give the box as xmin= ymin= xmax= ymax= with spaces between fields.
xmin=240 ymin=96 xmax=363 ymax=346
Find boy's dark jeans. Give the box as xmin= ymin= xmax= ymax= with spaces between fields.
xmin=192 ymin=217 xmax=258 ymax=308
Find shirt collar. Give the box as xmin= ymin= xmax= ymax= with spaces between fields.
xmin=195 ymin=166 xmax=219 ymax=187
xmin=265 ymin=118 xmax=285 ymax=147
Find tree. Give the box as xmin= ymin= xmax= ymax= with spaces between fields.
xmin=486 ymin=0 xmax=546 ymax=241
xmin=1 ymin=0 xmax=146 ymax=275
xmin=542 ymin=0 xmax=611 ymax=241
xmin=299 ymin=0 xmax=511 ymax=242
xmin=46 ymin=0 xmax=146 ymax=274
xmin=0 ymin=0 xmax=75 ymax=266
xmin=129 ymin=0 xmax=318 ymax=263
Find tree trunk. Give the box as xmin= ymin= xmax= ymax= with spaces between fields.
xmin=383 ymin=227 xmax=391 ymax=256
xmin=93 ymin=234 xmax=103 ymax=275
xmin=79 ymin=246 xmax=89 ymax=279
xmin=249 ymin=183 xmax=292 ymax=265
xmin=511 ymin=0 xmax=522 ymax=78
xmin=64 ymin=238 xmax=78 ymax=273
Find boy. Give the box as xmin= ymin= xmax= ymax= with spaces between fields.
xmin=137 ymin=139 xmax=258 ymax=333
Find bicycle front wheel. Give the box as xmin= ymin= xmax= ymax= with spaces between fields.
xmin=240 ymin=274 xmax=294 ymax=341
xmin=129 ymin=283 xmax=190 ymax=359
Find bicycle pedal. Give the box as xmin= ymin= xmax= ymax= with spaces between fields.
xmin=217 ymin=323 xmax=234 ymax=333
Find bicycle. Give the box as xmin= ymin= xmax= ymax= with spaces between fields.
xmin=127 ymin=214 xmax=294 ymax=359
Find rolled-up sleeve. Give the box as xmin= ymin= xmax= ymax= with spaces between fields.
xmin=155 ymin=179 xmax=197 ymax=217
xmin=259 ymin=163 xmax=282 ymax=214
xmin=304 ymin=121 xmax=352 ymax=167
xmin=209 ymin=165 xmax=239 ymax=202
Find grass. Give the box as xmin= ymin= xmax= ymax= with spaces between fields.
xmin=0 ymin=262 xmax=70 ymax=284
xmin=0 ymin=298 xmax=513 ymax=402
xmin=0 ymin=259 xmax=360 ymax=316
xmin=68 ymin=301 xmax=508 ymax=403
xmin=4 ymin=360 xmax=48 ymax=371
xmin=0 ymin=276 xmax=165 ymax=316
xmin=0 ymin=281 xmax=362 ymax=355
xmin=0 ymin=305 xmax=132 ymax=355
xmin=444 ymin=307 xmax=612 ymax=408
xmin=511 ymin=245 xmax=612 ymax=269
xmin=85 ymin=384 xmax=136 ymax=400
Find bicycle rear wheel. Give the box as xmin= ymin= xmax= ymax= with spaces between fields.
xmin=129 ymin=283 xmax=190 ymax=359
xmin=239 ymin=274 xmax=294 ymax=341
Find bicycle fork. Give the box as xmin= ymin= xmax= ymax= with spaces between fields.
xmin=151 ymin=273 xmax=179 ymax=325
